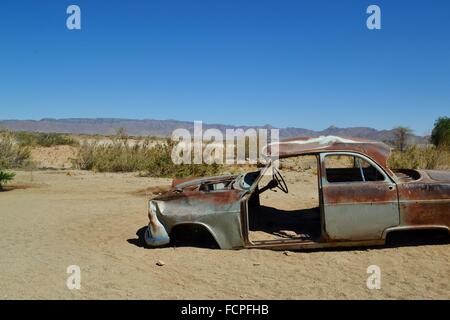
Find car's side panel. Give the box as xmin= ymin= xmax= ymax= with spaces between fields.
xmin=192 ymin=210 xmax=244 ymax=249
xmin=155 ymin=189 xmax=245 ymax=249
xmin=322 ymin=182 xmax=400 ymax=240
xmin=320 ymin=153 xmax=400 ymax=241
xmin=397 ymin=181 xmax=450 ymax=230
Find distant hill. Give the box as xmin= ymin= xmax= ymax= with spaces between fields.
xmin=0 ymin=118 xmax=428 ymax=144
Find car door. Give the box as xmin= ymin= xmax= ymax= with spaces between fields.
xmin=320 ymin=152 xmax=399 ymax=241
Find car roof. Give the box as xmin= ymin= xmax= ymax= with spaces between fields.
xmin=264 ymin=135 xmax=393 ymax=175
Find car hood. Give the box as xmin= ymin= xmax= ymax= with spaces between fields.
xmin=151 ymin=174 xmax=244 ymax=225
xmin=153 ymin=173 xmax=244 ymax=205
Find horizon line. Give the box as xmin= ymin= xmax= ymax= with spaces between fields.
xmin=0 ymin=117 xmax=426 ymax=135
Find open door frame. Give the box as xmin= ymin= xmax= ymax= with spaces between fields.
xmin=241 ymin=154 xmax=323 ymax=248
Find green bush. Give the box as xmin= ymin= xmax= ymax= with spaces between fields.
xmin=431 ymin=117 xmax=450 ymax=148
xmin=0 ymin=170 xmax=15 ymax=190
xmin=13 ymin=131 xmax=78 ymax=147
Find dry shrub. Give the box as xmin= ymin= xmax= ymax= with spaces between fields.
xmin=388 ymin=145 xmax=450 ymax=170
xmin=0 ymin=131 xmax=31 ymax=169
xmin=13 ymin=131 xmax=78 ymax=147
xmin=73 ymin=138 xmax=225 ymax=178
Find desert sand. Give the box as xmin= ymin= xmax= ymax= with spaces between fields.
xmin=1 ymin=168 xmax=449 ymax=299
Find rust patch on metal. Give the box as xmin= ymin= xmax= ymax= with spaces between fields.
xmin=400 ymin=201 xmax=450 ymax=226
xmin=155 ymin=188 xmax=242 ymax=205
xmin=398 ymin=180 xmax=450 ymax=227
xmin=322 ymin=183 xmax=396 ymax=204
xmin=172 ymin=177 xmax=197 ymax=187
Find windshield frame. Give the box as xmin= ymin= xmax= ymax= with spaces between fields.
xmin=245 ymin=159 xmax=273 ymax=195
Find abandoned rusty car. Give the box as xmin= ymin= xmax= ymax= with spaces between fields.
xmin=144 ymin=136 xmax=450 ymax=250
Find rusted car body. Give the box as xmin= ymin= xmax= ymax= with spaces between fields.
xmin=144 ymin=136 xmax=450 ymax=250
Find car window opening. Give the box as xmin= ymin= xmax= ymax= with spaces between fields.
xmin=325 ymin=155 xmax=385 ymax=183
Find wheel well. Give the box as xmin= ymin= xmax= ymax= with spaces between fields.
xmin=170 ymin=224 xmax=220 ymax=249
xmin=385 ymin=228 xmax=449 ymax=247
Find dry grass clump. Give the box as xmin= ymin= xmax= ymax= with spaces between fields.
xmin=388 ymin=145 xmax=450 ymax=170
xmin=0 ymin=131 xmax=31 ymax=168
xmin=73 ymin=138 xmax=225 ymax=178
xmin=0 ymin=131 xmax=34 ymax=189
xmin=12 ymin=131 xmax=78 ymax=147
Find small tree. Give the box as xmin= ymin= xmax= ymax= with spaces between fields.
xmin=115 ymin=127 xmax=128 ymax=140
xmin=431 ymin=117 xmax=450 ymax=148
xmin=0 ymin=170 xmax=15 ymax=191
xmin=392 ymin=126 xmax=413 ymax=152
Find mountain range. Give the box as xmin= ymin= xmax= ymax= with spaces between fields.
xmin=0 ymin=118 xmax=428 ymax=144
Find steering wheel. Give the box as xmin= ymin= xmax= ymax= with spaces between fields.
xmin=273 ymin=167 xmax=289 ymax=194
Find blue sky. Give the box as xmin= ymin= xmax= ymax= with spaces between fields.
xmin=0 ymin=0 xmax=449 ymax=135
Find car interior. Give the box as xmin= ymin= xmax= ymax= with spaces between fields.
xmin=247 ymin=155 xmax=322 ymax=243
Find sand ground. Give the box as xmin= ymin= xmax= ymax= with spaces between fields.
xmin=0 ymin=169 xmax=449 ymax=299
